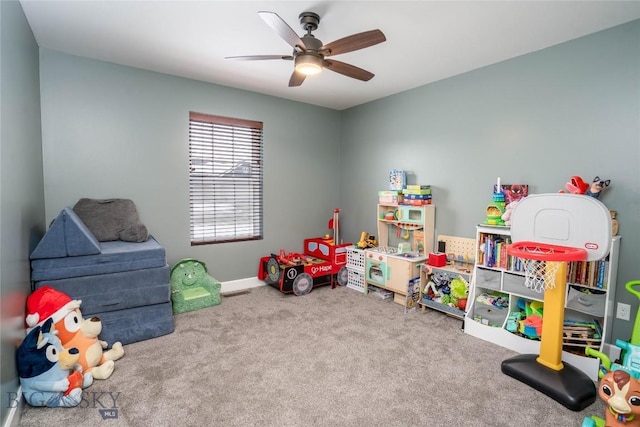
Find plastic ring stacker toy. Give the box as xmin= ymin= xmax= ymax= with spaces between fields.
xmin=292 ymin=273 xmax=313 ymax=296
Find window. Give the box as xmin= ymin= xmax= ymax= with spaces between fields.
xmin=188 ymin=112 xmax=263 ymax=245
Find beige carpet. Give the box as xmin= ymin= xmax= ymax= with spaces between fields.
xmin=19 ymin=284 xmax=605 ymax=426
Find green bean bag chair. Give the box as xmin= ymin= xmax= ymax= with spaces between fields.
xmin=170 ymin=259 xmax=221 ymax=314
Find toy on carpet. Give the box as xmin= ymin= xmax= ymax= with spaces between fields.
xmin=257 ymin=208 xmax=352 ymax=295
xmin=582 ymin=369 xmax=640 ymax=427
xmin=17 ymin=318 xmax=93 ymax=407
xmin=170 ymin=258 xmax=221 ymax=314
xmin=73 ymin=198 xmax=148 ymax=242
xmin=25 ymin=286 xmax=124 ymax=380
xmin=587 ymin=281 xmax=640 ymax=380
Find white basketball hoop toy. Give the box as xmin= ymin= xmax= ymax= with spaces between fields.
xmin=501 ymin=193 xmax=613 ymax=411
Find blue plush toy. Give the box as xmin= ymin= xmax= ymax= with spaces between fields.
xmin=17 ymin=318 xmax=93 ymax=407
xmin=585 ymin=176 xmax=611 ymax=199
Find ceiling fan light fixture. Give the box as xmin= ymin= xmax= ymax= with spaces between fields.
xmin=228 ymin=11 xmax=385 ymax=86
xmin=295 ymin=54 xmax=323 ymax=75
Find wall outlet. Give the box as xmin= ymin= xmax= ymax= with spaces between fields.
xmin=617 ymin=302 xmax=631 ymax=321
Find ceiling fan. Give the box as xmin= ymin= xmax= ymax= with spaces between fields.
xmin=225 ymin=11 xmax=386 ymax=87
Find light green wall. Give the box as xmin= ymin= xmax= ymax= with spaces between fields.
xmin=340 ymin=20 xmax=640 ymax=343
xmin=4 ymin=12 xmax=639 ymax=413
xmin=0 ymin=1 xmax=45 ymax=425
xmin=39 ymin=50 xmax=342 ymax=281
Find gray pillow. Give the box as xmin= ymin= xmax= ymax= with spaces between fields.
xmin=73 ymin=198 xmax=149 ymax=243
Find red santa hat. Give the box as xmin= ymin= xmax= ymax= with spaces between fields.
xmin=25 ymin=286 xmax=81 ymax=331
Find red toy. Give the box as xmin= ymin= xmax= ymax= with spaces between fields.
xmin=257 ymin=209 xmax=352 ymax=295
xmin=258 ymin=238 xmax=352 ymax=295
xmin=560 ymin=176 xmax=590 ymax=195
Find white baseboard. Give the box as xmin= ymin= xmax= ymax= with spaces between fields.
xmin=3 ymin=385 xmax=22 ymax=427
xmin=220 ymin=277 xmax=265 ymax=294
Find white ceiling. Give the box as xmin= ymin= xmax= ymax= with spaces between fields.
xmin=20 ymin=1 xmax=640 ymax=111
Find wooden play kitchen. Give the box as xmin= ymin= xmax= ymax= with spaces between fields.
xmin=363 ymin=201 xmax=435 ymax=302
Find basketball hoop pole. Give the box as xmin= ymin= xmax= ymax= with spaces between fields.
xmin=536 ymin=261 xmax=567 ymax=371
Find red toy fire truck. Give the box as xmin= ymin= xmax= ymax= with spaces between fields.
xmin=257 ymin=237 xmax=352 ymax=295
xmin=258 ymin=209 xmax=351 ymax=295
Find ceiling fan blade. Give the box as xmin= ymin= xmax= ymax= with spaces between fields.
xmin=288 ymin=70 xmax=306 ymax=87
xmin=321 ymin=29 xmax=386 ymax=57
xmin=258 ymin=11 xmax=307 ymax=51
xmin=225 ymin=55 xmax=293 ymax=61
xmin=323 ymin=59 xmax=374 ymax=81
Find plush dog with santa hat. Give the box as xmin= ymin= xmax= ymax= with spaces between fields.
xmin=25 ymin=286 xmax=124 ymax=380
xmin=17 ymin=317 xmax=92 ymax=407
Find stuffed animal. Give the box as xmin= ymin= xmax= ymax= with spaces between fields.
xmin=585 ymin=176 xmax=611 ymax=199
xmin=582 ymin=369 xmax=640 ymax=427
xmin=17 ymin=318 xmax=93 ymax=407
xmin=560 ymin=176 xmax=590 ymax=195
xmin=447 ymin=277 xmax=469 ymax=309
xmin=501 ymin=200 xmax=520 ymax=226
xmin=25 ymin=286 xmax=124 ymax=380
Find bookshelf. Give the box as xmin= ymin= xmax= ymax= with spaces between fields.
xmin=464 ymin=224 xmax=621 ymax=381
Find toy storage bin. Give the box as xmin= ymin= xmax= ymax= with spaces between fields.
xmin=566 ymin=286 xmax=606 ymax=317
xmin=502 ymin=271 xmax=544 ymax=301
xmin=472 ymin=294 xmax=508 ymax=327
xmin=474 ymin=267 xmax=501 ymax=291
xmin=346 ymin=246 xmax=365 ymax=272
xmin=347 ymin=268 xmax=366 ymax=293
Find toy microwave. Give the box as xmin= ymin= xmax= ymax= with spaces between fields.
xmin=395 ymin=206 xmax=425 ymax=225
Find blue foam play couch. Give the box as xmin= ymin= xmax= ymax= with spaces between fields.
xmin=30 ymin=207 xmax=174 ymax=345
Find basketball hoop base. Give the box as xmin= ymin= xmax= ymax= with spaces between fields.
xmin=501 ymin=354 xmax=596 ymax=411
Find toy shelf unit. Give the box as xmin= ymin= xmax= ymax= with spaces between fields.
xmin=464 ymin=224 xmax=621 ymax=382
xmin=419 ymin=235 xmax=475 ymax=319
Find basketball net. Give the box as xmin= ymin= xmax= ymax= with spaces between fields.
xmin=521 ymin=257 xmax=560 ymax=293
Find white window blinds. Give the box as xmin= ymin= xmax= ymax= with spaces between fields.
xmin=188 ymin=112 xmax=263 ymax=244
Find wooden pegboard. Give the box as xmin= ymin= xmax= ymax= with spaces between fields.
xmin=437 ymin=235 xmax=476 ymax=264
